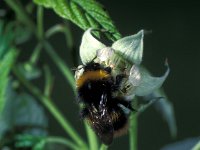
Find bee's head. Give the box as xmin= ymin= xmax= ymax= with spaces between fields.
xmin=84 ymin=62 xmax=101 ymax=71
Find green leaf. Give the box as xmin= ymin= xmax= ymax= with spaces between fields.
xmin=0 ymin=91 xmax=48 ymax=139
xmin=15 ymin=134 xmax=44 ymax=148
xmin=33 ymin=0 xmax=121 ymax=40
xmin=0 ymin=49 xmax=17 ymax=114
xmin=0 ymin=21 xmax=14 ymax=59
xmin=0 ymin=20 xmax=18 ymax=114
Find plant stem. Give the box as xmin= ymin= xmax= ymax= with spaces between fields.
xmin=45 ymin=24 xmax=63 ymax=38
xmin=43 ymin=65 xmax=54 ymax=97
xmin=43 ymin=41 xmax=76 ymax=93
xmin=12 ymin=67 xmax=87 ymax=149
xmin=129 ymin=113 xmax=137 ymax=150
xmin=45 ymin=23 xmax=73 ymax=49
xmin=45 ymin=24 xmax=78 ymax=66
xmin=30 ymin=43 xmax=42 ymax=65
xmin=84 ymin=122 xmax=99 ymax=150
xmin=100 ymin=144 xmax=108 ymax=150
xmin=37 ymin=6 xmax=44 ymax=40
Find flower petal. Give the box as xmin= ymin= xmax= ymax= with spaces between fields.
xmin=129 ymin=65 xmax=141 ymax=87
xmin=135 ymin=65 xmax=170 ymax=96
xmin=96 ymin=47 xmax=114 ymax=62
xmin=80 ymin=28 xmax=106 ymax=64
xmin=112 ymin=30 xmax=144 ymax=65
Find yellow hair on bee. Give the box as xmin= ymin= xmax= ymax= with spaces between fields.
xmin=76 ymin=70 xmax=110 ymax=88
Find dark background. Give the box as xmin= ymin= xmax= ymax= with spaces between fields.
xmin=98 ymin=2 xmax=200 ymax=150
xmin=45 ymin=1 xmax=200 ymax=150
xmin=2 ymin=1 xmax=200 ymax=150
xmin=96 ymin=1 xmax=200 ymax=150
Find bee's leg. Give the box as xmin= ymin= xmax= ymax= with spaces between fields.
xmin=112 ymin=74 xmax=126 ymax=91
xmin=80 ymin=108 xmax=89 ymax=119
xmin=104 ymin=67 xmax=112 ymax=74
xmin=116 ymin=74 xmax=126 ymax=84
xmin=116 ymin=98 xmax=136 ymax=111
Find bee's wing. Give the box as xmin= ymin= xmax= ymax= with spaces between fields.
xmin=89 ymin=93 xmax=113 ymax=145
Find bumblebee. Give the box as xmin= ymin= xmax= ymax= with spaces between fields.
xmin=75 ymin=61 xmax=134 ymax=145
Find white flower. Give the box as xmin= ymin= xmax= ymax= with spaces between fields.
xmin=78 ymin=28 xmax=169 ymax=99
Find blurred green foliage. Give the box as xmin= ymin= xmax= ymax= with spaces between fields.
xmin=0 ymin=21 xmax=17 ymax=113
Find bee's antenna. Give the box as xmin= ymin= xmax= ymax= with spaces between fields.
xmin=71 ymin=65 xmax=84 ymax=71
xmin=143 ymin=29 xmax=153 ymax=35
xmin=71 ymin=67 xmax=77 ymax=71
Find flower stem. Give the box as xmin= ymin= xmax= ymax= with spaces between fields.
xmin=37 ymin=6 xmax=44 ymax=40
xmin=129 ymin=113 xmax=137 ymax=150
xmin=12 ymin=67 xmax=87 ymax=149
xmin=84 ymin=122 xmax=99 ymax=150
xmin=100 ymin=144 xmax=108 ymax=150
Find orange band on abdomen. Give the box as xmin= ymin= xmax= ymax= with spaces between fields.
xmin=76 ymin=70 xmax=110 ymax=88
